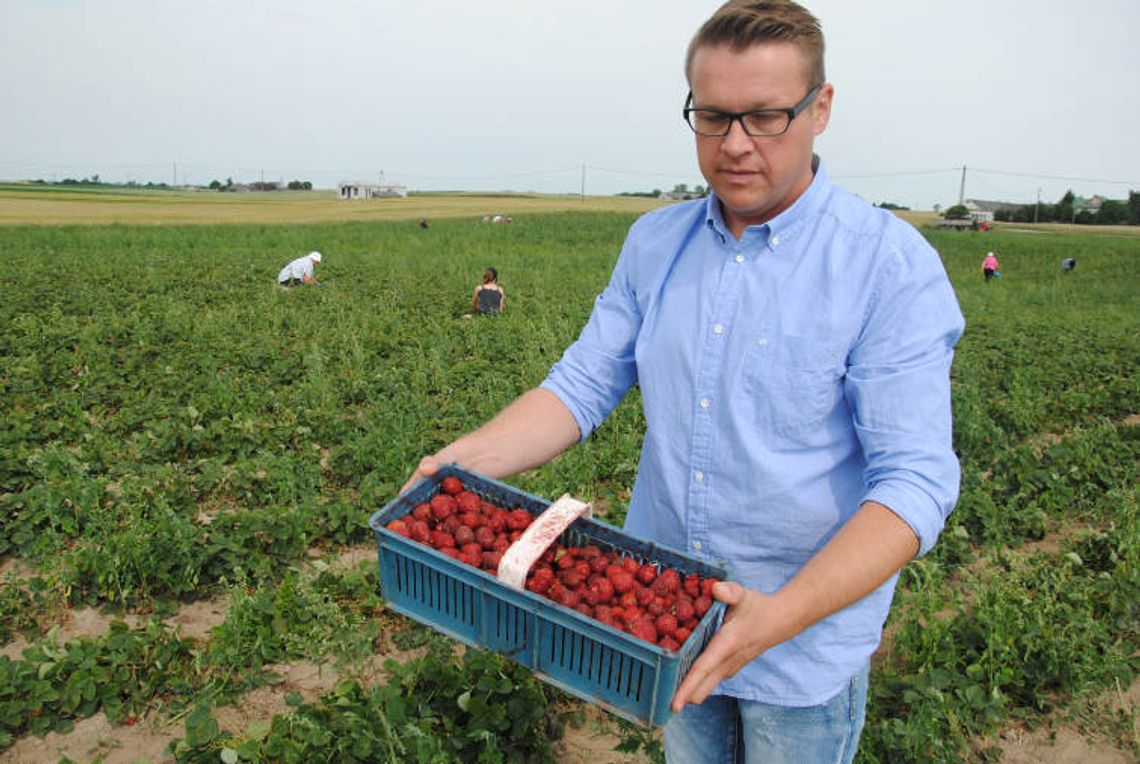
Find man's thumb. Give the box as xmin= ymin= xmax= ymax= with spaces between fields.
xmin=711 ymin=580 xmax=745 ymax=605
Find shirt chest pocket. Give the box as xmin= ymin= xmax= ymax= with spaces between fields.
xmin=741 ymin=334 xmax=846 ymax=444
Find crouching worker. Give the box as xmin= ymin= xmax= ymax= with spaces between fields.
xmin=472 ymin=267 xmax=505 ymax=314
xmin=278 ymin=251 xmax=322 ymax=287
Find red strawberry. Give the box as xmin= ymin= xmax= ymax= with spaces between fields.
xmin=386 ymin=519 xmax=410 ymax=537
xmin=622 ymin=557 xmax=640 ymax=574
xmin=654 ymin=613 xmax=678 ymax=637
xmin=458 ymin=512 xmax=481 ymax=529
xmin=412 ymin=503 xmax=433 ymax=523
xmin=674 ymin=626 xmax=692 ymax=644
xmin=440 ymin=476 xmax=463 ymax=495
xmin=590 ymin=555 xmax=610 ymax=574
xmin=482 ymin=550 xmax=503 ymax=572
xmin=430 ymin=494 xmax=457 ymax=520
xmin=635 ymin=586 xmax=654 ymax=608
xmin=606 ymin=566 xmax=635 ymax=594
xmin=408 ymin=520 xmax=430 ymax=543
xmin=701 ymin=578 xmax=717 ymax=597
xmin=474 ymin=526 xmax=496 ymax=550
xmin=675 ymin=598 xmax=696 ymax=623
xmin=587 ymin=576 xmax=615 ymax=604
xmin=506 ymin=509 xmax=532 ymax=531
xmin=636 ymin=564 xmax=658 ymax=586
xmin=694 ymin=595 xmax=713 ymax=617
xmin=659 ymin=569 xmax=682 ymax=593
xmin=560 ymin=569 xmax=584 ymax=589
xmin=555 ymin=589 xmax=581 ymax=609
xmin=430 ymin=530 xmax=455 ymax=549
xmin=683 ymin=573 xmax=701 ymax=598
xmin=659 ymin=636 xmax=681 ymax=652
xmin=454 ymin=526 xmax=475 ymax=546
xmin=456 ymin=491 xmax=482 ymax=513
xmin=461 ymin=542 xmax=483 ymax=559
xmin=630 ymin=618 xmax=658 ymax=644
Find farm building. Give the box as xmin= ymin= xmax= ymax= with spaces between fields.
xmin=963 ymin=199 xmax=1020 ymax=222
xmin=338 ymin=180 xmax=407 ymax=200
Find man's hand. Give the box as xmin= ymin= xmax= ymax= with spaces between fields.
xmin=670 ymin=581 xmax=796 ymax=711
xmin=400 ymin=456 xmax=444 ymax=495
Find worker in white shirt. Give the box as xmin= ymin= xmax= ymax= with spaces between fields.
xmin=277 ymin=251 xmax=322 ymax=287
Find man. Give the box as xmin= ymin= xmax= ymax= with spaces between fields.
xmin=277 ymin=251 xmax=322 ymax=287
xmin=405 ymin=2 xmax=963 ymax=761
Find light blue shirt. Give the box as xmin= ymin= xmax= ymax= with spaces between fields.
xmin=541 ymin=157 xmax=964 ymax=706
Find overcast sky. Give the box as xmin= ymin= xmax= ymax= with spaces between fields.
xmin=2 ymin=0 xmax=1137 ymax=210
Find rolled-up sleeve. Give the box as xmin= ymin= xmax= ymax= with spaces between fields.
xmin=541 ymin=245 xmax=643 ymax=443
xmin=845 ymin=229 xmax=965 ymax=556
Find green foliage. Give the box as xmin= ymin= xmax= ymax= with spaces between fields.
xmin=0 ymin=217 xmax=1136 ymax=760
xmin=172 ymin=638 xmax=556 ymax=763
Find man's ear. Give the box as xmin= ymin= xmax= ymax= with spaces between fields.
xmin=811 ymin=83 xmax=834 ymax=135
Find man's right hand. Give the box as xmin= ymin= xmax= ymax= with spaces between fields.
xmin=400 ymin=456 xmax=444 ymax=495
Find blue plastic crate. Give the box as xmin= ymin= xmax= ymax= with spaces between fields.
xmin=368 ymin=464 xmax=728 ymax=728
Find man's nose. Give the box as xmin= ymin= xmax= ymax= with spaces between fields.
xmin=721 ymin=117 xmax=754 ymax=154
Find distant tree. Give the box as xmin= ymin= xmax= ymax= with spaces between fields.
xmin=1055 ymin=190 xmax=1075 ymax=224
xmin=209 ymin=179 xmax=223 ymax=190
xmin=695 ymin=185 xmax=708 ymax=197
xmin=652 ymin=189 xmax=662 ymax=198
xmin=944 ymin=204 xmax=970 ymax=219
xmin=1128 ymin=190 xmax=1140 ymax=225
xmin=673 ymin=183 xmax=689 ymax=195
xmin=1095 ymin=199 xmax=1129 ymax=225
xmin=1074 ymin=209 xmax=1095 ymax=225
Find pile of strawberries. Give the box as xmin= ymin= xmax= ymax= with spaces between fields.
xmin=386 ymin=476 xmax=720 ymax=652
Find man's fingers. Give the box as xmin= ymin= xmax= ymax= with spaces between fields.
xmin=399 ymin=456 xmax=441 ymax=495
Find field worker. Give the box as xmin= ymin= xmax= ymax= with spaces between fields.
xmin=403 ymin=2 xmax=963 ymax=761
xmin=1062 ymin=256 xmax=1076 ymax=272
xmin=472 ymin=267 xmax=505 ymax=314
xmin=277 ymin=251 xmax=322 ymax=287
xmin=982 ymin=251 xmax=1000 ymax=281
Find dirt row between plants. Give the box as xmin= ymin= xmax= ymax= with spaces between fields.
xmin=0 ymin=544 xmax=644 ymax=764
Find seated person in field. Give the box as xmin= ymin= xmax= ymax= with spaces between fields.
xmin=277 ymin=251 xmax=322 ymax=287
xmin=1062 ymin=257 xmax=1076 ymax=272
xmin=472 ymin=267 xmax=505 ymax=314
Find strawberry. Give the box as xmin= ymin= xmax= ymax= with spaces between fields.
xmin=654 ymin=613 xmax=678 ymax=637
xmin=430 ymin=494 xmax=457 ymax=520
xmin=440 ymin=476 xmax=463 ymax=495
xmin=675 ymin=598 xmax=696 ymax=623
xmin=636 ymin=564 xmax=657 ymax=586
xmin=461 ymin=542 xmax=483 ymax=559
xmin=630 ymin=618 xmax=658 ymax=644
xmin=458 ymin=511 xmax=481 ymax=529
xmin=659 ymin=636 xmax=681 ymax=652
xmin=622 ymin=556 xmax=640 ymax=574
xmin=635 ymin=586 xmax=654 ymax=608
xmin=694 ymin=594 xmax=713 ymax=617
xmin=430 ymin=530 xmax=455 ymax=549
xmin=456 ymin=491 xmax=482 ymax=513
xmin=481 ymin=550 xmax=503 ymax=572
xmin=474 ymin=526 xmax=496 ymax=550
xmin=606 ymin=566 xmax=635 ymax=594
xmin=454 ymin=525 xmax=475 ymax=546
xmin=412 ymin=503 xmax=433 ymax=523
xmin=408 ymin=520 xmax=430 ymax=543
xmin=701 ymin=578 xmax=717 ymax=598
xmin=683 ymin=573 xmax=701 ymax=598
xmin=560 ymin=569 xmax=584 ymax=589
xmin=386 ymin=519 xmax=410 ymax=537
xmin=506 ymin=509 xmax=532 ymax=531
xmin=587 ymin=576 xmax=615 ymax=605
xmin=674 ymin=626 xmax=692 ymax=644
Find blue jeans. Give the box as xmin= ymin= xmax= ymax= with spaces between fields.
xmin=663 ymin=663 xmax=869 ymax=764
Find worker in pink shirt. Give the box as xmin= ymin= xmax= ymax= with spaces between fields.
xmin=982 ymin=251 xmax=1000 ymax=281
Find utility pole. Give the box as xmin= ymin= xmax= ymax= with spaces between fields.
xmin=580 ymin=164 xmax=585 ymax=204
xmin=1034 ymin=187 xmax=1041 ymax=224
xmin=957 ymin=164 xmax=967 ymax=206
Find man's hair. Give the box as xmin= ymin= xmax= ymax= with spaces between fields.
xmin=685 ymin=0 xmax=825 ymax=88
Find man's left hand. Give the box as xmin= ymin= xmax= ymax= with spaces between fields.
xmin=670 ymin=581 xmax=795 ymax=711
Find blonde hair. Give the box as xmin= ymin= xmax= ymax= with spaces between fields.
xmin=686 ymin=0 xmax=825 ymax=88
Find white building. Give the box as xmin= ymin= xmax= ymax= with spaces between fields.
xmin=338 ymin=180 xmax=407 ymax=199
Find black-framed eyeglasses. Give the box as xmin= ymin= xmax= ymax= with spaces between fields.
xmin=683 ymin=85 xmax=822 ymax=137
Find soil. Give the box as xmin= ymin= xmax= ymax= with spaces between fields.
xmin=2 ymin=541 xmax=1135 ymax=763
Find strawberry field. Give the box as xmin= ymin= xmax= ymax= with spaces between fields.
xmin=0 ymin=212 xmax=1137 ymax=763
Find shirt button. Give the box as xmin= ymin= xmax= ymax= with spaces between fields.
xmin=772 ymin=235 xmax=781 ymax=246
xmin=700 ymin=398 xmax=710 ymax=409
xmin=693 ymin=541 xmax=703 ymax=551
xmin=735 ymin=254 xmax=745 ymax=263
xmin=714 ymin=324 xmax=724 ymax=334
xmin=695 ymin=471 xmax=704 ymax=482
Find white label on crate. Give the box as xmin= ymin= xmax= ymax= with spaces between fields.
xmin=497 ymin=494 xmax=592 ymax=591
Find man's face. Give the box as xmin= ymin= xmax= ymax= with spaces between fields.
xmin=689 ymin=42 xmax=832 ymax=237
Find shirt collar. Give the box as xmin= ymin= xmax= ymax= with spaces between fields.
xmin=704 ymin=154 xmax=832 ymax=250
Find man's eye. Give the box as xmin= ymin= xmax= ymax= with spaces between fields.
xmin=693 ymin=111 xmax=730 ymax=130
